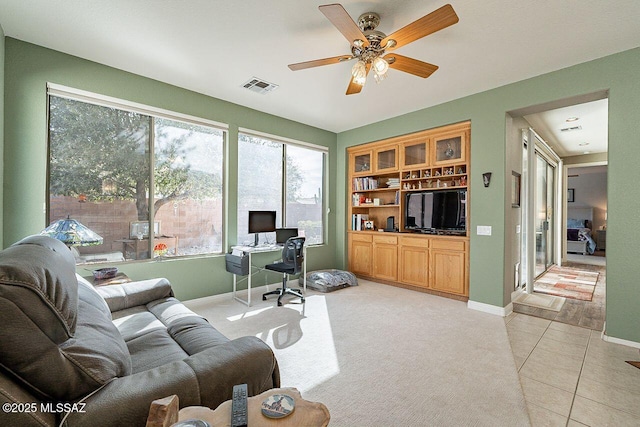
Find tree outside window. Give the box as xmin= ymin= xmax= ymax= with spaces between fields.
xmin=237 ymin=133 xmax=325 ymax=246
xmin=48 ymin=95 xmax=224 ymax=262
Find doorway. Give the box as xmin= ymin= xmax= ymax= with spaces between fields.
xmin=508 ymin=93 xmax=608 ymax=330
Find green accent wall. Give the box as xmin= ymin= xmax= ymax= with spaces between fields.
xmin=3 ymin=38 xmax=338 ymax=301
xmin=0 ymin=24 xmax=4 ymax=248
xmin=337 ymin=48 xmax=640 ymax=344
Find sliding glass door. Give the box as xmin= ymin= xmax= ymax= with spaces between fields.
xmin=535 ymin=154 xmax=555 ymax=277
xmin=522 ymin=128 xmax=559 ymax=293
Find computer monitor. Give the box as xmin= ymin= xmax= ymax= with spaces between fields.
xmin=276 ymin=228 xmax=298 ymax=244
xmin=248 ymin=210 xmax=277 ymax=246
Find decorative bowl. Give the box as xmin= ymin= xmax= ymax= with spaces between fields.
xmin=93 ymin=267 xmax=118 ymax=280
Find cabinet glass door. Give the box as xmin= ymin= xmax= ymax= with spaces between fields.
xmin=375 ymin=147 xmax=397 ymax=171
xmin=434 ymin=134 xmax=465 ymax=165
xmin=353 ymin=152 xmax=371 ymax=174
xmin=403 ymin=142 xmax=427 ymax=167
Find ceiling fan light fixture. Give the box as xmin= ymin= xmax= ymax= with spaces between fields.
xmin=373 ymin=56 xmax=389 ymax=75
xmin=351 ymin=60 xmax=367 ymax=86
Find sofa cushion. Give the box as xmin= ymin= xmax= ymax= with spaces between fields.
xmin=77 ymin=274 xmax=113 ymax=320
xmin=113 ymin=297 xmax=230 ymax=374
xmin=0 ymin=236 xmax=131 ymax=401
xmin=0 ymin=235 xmax=78 ymax=342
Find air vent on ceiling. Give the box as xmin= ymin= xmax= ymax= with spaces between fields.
xmin=242 ymin=77 xmax=279 ymax=94
xmin=560 ymin=125 xmax=582 ymax=132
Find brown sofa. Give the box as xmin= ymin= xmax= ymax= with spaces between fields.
xmin=0 ymin=235 xmax=280 ymax=426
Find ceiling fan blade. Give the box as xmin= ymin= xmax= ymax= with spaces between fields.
xmin=319 ymin=4 xmax=369 ymax=48
xmin=386 ymin=54 xmax=438 ymax=78
xmin=289 ymin=55 xmax=353 ymax=71
xmin=346 ymin=62 xmax=370 ymax=95
xmin=382 ymin=4 xmax=458 ymax=51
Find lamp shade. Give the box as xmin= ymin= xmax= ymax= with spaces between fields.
xmin=41 ymin=216 xmax=103 ymax=247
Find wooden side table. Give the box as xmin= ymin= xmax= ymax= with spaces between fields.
xmin=179 ymin=387 xmax=329 ymax=427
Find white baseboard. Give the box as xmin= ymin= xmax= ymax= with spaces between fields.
xmin=468 ymin=300 xmax=512 ymax=317
xmin=601 ymin=323 xmax=640 ymax=349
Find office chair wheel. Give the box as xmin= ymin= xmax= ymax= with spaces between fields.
xmin=262 ymin=296 xmax=267 ymax=301
xmin=301 ymin=298 xmax=305 ymax=303
xmin=277 ymin=301 xmax=283 ymax=307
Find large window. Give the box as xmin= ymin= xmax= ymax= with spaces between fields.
xmin=237 ymin=132 xmax=326 ymax=246
xmin=47 ymin=88 xmax=225 ymax=263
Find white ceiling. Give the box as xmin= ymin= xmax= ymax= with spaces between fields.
xmin=1 ymin=1 xmax=639 ymax=134
xmin=524 ymin=98 xmax=609 ymax=157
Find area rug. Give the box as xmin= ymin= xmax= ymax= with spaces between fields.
xmin=534 ymin=265 xmax=599 ymax=301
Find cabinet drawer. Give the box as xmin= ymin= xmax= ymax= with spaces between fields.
xmin=351 ymin=233 xmax=373 ymax=243
xmin=399 ymin=236 xmax=429 ymax=248
xmin=431 ymin=239 xmax=466 ymax=251
xmin=373 ymin=234 xmax=397 ymax=245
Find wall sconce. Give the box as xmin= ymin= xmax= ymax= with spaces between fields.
xmin=482 ymin=172 xmax=492 ymax=188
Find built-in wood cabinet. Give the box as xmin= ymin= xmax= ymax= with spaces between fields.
xmin=429 ymin=239 xmax=468 ymax=296
xmin=347 ymin=232 xmax=468 ymax=298
xmin=398 ymin=236 xmax=429 ymax=288
xmin=372 ymin=234 xmax=398 ymax=281
xmin=348 ymin=233 xmax=373 ymax=276
xmin=347 ymin=121 xmax=470 ymax=299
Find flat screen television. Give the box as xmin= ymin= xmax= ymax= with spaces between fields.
xmin=404 ymin=189 xmax=466 ymax=234
xmin=248 ymin=210 xmax=277 ymax=246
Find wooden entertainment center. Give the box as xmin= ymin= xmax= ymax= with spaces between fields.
xmin=347 ymin=121 xmax=470 ymax=300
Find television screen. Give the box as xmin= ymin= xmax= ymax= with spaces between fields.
xmin=405 ymin=192 xmax=433 ymax=230
xmin=248 ymin=210 xmax=277 ymax=234
xmin=404 ymin=190 xmax=466 ymax=232
xmin=433 ymin=190 xmax=466 ymax=230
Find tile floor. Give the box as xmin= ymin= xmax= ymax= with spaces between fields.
xmin=514 ymin=262 xmax=606 ymax=331
xmin=505 ymin=312 xmax=640 ymax=426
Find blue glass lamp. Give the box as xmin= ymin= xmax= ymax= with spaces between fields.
xmin=41 ymin=215 xmax=103 ymax=247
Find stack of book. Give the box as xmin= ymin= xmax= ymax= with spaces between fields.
xmin=351 ymin=214 xmax=369 ymax=231
xmin=386 ymin=178 xmax=400 ymax=188
xmin=352 ymin=177 xmax=378 ymax=191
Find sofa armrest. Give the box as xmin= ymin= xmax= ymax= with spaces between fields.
xmin=94 ymin=278 xmax=174 ymax=312
xmin=62 ymin=336 xmax=279 ymax=427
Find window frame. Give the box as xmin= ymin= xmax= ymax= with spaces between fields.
xmin=46 ymin=83 xmax=228 ymax=260
xmin=238 ymin=128 xmax=328 ymax=246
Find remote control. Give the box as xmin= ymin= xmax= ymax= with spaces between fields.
xmin=231 ymin=383 xmax=248 ymax=427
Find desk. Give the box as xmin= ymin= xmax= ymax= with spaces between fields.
xmin=230 ymin=244 xmax=307 ymax=306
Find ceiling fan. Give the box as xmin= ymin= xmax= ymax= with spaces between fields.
xmin=288 ymin=3 xmax=459 ymax=95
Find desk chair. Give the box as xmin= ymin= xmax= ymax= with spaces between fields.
xmin=263 ymin=237 xmax=305 ymax=306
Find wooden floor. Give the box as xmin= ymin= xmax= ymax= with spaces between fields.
xmin=513 ymin=254 xmax=606 ymax=331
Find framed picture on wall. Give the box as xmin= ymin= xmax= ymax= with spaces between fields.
xmin=568 ymin=188 xmax=575 ymax=203
xmin=511 ymin=171 xmax=521 ymax=208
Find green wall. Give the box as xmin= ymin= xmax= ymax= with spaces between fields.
xmin=337 ymin=48 xmax=640 ymax=344
xmin=3 ymin=38 xmax=338 ymax=301
xmin=0 ymin=25 xmax=4 ymax=247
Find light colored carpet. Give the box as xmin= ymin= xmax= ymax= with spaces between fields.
xmin=185 ymin=280 xmax=531 ymax=426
